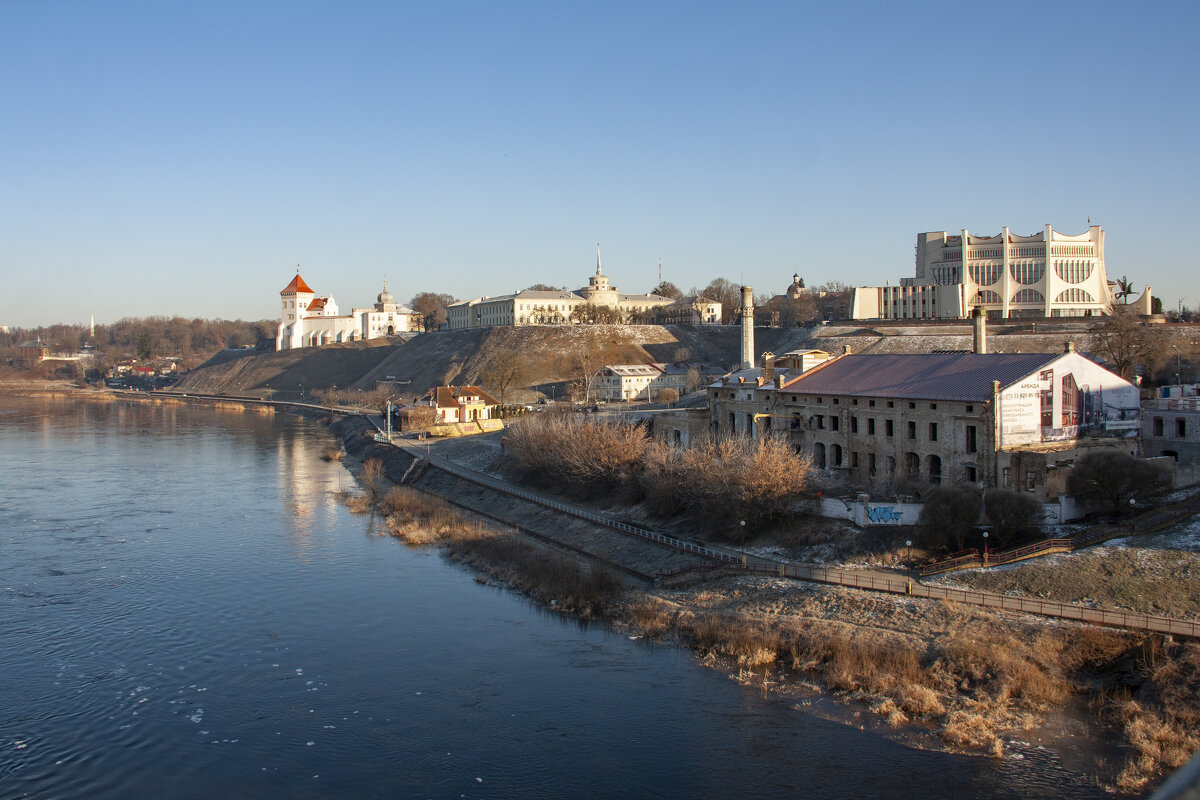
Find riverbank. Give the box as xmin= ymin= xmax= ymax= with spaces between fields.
xmin=13 ymin=384 xmax=1195 ymax=793
xmin=322 ymin=416 xmax=1196 ymax=795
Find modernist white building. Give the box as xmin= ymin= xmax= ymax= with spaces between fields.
xmin=275 ymin=272 xmax=422 ymax=350
xmin=446 ymin=249 xmax=700 ymax=329
xmin=849 ymin=225 xmax=1152 ymax=321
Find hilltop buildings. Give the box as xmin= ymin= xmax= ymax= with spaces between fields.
xmin=849 ymin=225 xmax=1153 ymax=321
xmin=276 ymin=273 xmax=422 ymax=350
xmin=445 ymin=249 xmax=718 ymax=329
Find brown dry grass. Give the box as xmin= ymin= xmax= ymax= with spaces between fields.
xmin=941 ymin=547 xmax=1200 ymax=620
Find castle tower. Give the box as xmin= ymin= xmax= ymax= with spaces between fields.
xmin=277 ymin=270 xmax=316 ymax=350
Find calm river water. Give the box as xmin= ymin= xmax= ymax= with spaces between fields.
xmin=0 ymin=396 xmax=1111 ymax=799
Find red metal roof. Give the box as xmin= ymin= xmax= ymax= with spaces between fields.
xmin=281 ymin=273 xmax=315 ymax=295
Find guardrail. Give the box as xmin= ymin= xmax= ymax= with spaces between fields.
xmin=402 ymin=447 xmax=739 ymax=564
xmin=922 ymin=488 xmax=1200 ymax=577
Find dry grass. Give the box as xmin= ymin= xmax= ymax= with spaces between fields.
xmin=942 ymin=546 xmax=1200 ymax=620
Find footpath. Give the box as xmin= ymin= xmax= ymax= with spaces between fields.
xmin=364 ymin=419 xmax=1200 ymax=640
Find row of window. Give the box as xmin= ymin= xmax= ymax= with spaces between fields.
xmin=812 ymin=447 xmax=980 ymax=483
xmin=1151 ymin=417 xmax=1189 ymax=437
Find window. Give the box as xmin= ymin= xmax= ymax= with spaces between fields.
xmin=831 ymin=416 xmax=839 ymax=431
xmin=966 ymin=466 xmax=977 ymax=482
xmin=907 ymin=420 xmax=916 ymax=439
xmin=887 ymin=401 xmax=894 ymax=408
xmin=1177 ymin=419 xmax=1187 ymax=437
xmin=1153 ymin=417 xmax=1164 ymax=436
xmin=852 ymin=451 xmax=859 ymax=468
xmin=831 ymin=445 xmax=843 ymax=467
xmin=929 ymin=422 xmax=938 ymax=441
xmin=930 ymin=403 xmax=937 ymax=410
xmin=833 ymin=398 xmax=839 ymax=405
xmin=868 ymin=453 xmax=877 ymax=476
xmin=816 ymin=415 xmax=825 ymax=430
xmin=869 ymin=400 xmax=876 ymax=407
xmin=850 ymin=416 xmax=858 ymax=433
xmin=966 ymin=425 xmax=977 ymax=453
xmin=868 ymin=418 xmax=876 ymax=435
xmin=909 ymin=402 xmax=916 ymax=409
xmin=1003 ymin=467 xmax=1012 ymax=487
xmin=885 ymin=419 xmax=894 ymax=437
xmin=966 ymin=405 xmax=974 ymax=413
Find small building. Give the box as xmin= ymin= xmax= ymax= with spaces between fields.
xmin=592 ymin=362 xmax=722 ymax=402
xmin=709 ymin=344 xmax=1141 ymax=500
xmin=17 ymin=340 xmax=50 ymax=364
xmin=1142 ymin=385 xmax=1200 ymax=466
xmin=421 ymin=385 xmax=500 ymax=424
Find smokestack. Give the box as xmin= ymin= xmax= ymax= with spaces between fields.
xmin=761 ymin=352 xmax=776 ymax=382
xmin=973 ymin=306 xmax=987 ymax=354
xmin=740 ymin=286 xmax=754 ymax=370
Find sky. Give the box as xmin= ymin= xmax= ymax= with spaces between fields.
xmin=2 ymin=0 xmax=1197 ymax=328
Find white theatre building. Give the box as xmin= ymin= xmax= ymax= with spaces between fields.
xmin=275 ymin=272 xmax=422 ymax=350
xmin=849 ymin=225 xmax=1153 ymax=321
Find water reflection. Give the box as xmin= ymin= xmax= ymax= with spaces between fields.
xmin=0 ymin=395 xmax=1115 ymax=800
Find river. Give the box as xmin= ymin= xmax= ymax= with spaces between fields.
xmin=0 ymin=396 xmax=1112 ymax=799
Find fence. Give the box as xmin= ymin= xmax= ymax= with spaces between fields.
xmin=742 ymin=561 xmax=1200 ymax=639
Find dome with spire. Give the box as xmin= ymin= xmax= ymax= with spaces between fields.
xmin=377 ymin=280 xmax=394 ymax=305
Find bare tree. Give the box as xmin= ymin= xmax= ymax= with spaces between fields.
xmin=984 ymin=489 xmax=1042 ymax=548
xmin=1089 ymin=309 xmax=1161 ymax=380
xmin=479 ymin=347 xmax=530 ymax=405
xmin=410 ymin=292 xmax=456 ymax=331
xmin=655 ymin=388 xmax=679 ymax=407
xmin=1066 ymin=451 xmax=1171 ymax=515
xmin=703 ymin=278 xmax=741 ymax=324
xmin=651 ymin=281 xmax=683 ymax=299
xmin=919 ymin=485 xmax=982 ymax=551
xmin=362 ymin=458 xmax=385 ymax=506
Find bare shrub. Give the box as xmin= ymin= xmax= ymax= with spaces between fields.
xmin=919 ymin=485 xmax=982 ymax=551
xmin=362 ymin=458 xmax=385 ymax=506
xmin=640 ymin=434 xmax=813 ymax=538
xmin=983 ymin=489 xmax=1041 ymax=548
xmin=504 ymin=415 xmax=649 ymax=498
xmin=322 ymin=445 xmax=344 ymax=462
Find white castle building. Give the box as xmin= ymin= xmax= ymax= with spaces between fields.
xmin=275 ymin=272 xmax=422 ymax=350
xmin=849 ymin=225 xmax=1153 ymax=320
xmin=445 ymin=248 xmax=702 ymax=329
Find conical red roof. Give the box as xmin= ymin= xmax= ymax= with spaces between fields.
xmin=281 ymin=273 xmax=315 ymax=295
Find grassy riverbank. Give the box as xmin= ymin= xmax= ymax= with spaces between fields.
xmin=334 ymin=444 xmax=1198 ymax=795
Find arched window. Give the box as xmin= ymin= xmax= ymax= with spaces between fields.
xmin=1011 ymin=288 xmax=1044 ymax=305
xmin=927 ymin=455 xmax=942 ymax=484
xmin=905 ymin=452 xmax=919 ymax=478
xmin=1054 ymin=260 xmax=1094 ymax=283
xmin=831 ymin=444 xmax=843 ymax=467
xmin=1054 ymin=287 xmax=1094 ymax=303
xmin=814 ymin=443 xmax=827 ymax=470
xmin=973 ymin=290 xmax=1002 ymax=304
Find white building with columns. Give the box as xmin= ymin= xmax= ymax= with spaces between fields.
xmin=275 ymin=272 xmax=422 ymax=350
xmin=849 ymin=225 xmax=1153 ymax=320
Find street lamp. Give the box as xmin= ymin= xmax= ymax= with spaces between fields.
xmin=981 ymin=531 xmax=989 ymax=565
xmin=1129 ymin=497 xmax=1137 ymax=531
xmin=905 ymin=539 xmax=912 ymax=563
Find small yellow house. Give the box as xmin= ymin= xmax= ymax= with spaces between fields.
xmin=424 ymin=385 xmax=500 ymax=424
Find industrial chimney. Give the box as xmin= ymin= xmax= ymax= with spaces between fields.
xmin=740 ymin=286 xmax=754 ymax=370
xmin=972 ymin=306 xmax=987 ymax=354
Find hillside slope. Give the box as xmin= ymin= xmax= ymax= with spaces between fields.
xmin=173 ymin=320 xmax=1108 ymax=401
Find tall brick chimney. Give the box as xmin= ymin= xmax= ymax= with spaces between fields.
xmin=740 ymin=286 xmax=754 ymax=370
xmin=973 ymin=306 xmax=987 ymax=354
xmin=761 ymin=351 xmax=776 ymax=382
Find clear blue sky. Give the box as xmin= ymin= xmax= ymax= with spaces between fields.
xmin=2 ymin=0 xmax=1197 ymax=327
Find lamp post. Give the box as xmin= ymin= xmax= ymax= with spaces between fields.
xmin=981 ymin=531 xmax=989 ymax=565
xmin=1129 ymin=497 xmax=1137 ymax=532
xmin=738 ymin=520 xmax=747 ymax=565
xmin=905 ymin=539 xmax=912 ymax=564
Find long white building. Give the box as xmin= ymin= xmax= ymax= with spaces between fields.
xmin=275 ymin=272 xmax=422 ymax=350
xmin=850 ymin=225 xmax=1152 ymax=320
xmin=445 ymin=249 xmax=700 ymax=329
